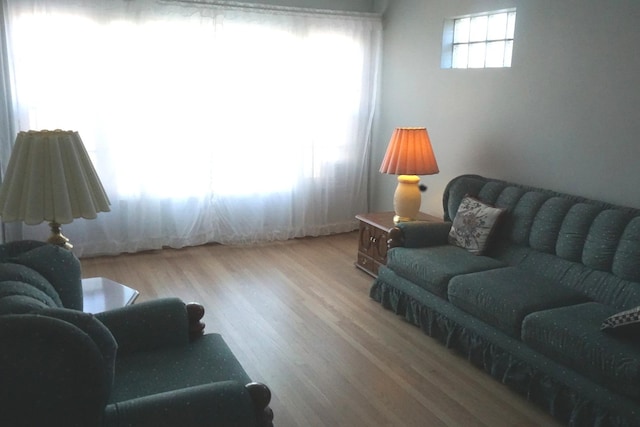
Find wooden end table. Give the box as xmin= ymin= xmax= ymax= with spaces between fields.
xmin=81 ymin=277 xmax=139 ymax=314
xmin=355 ymin=211 xmax=442 ymax=277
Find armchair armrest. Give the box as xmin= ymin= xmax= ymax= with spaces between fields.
xmin=95 ymin=298 xmax=196 ymax=355
xmin=104 ymin=381 xmax=272 ymax=427
xmin=390 ymin=221 xmax=453 ymax=248
xmin=0 ymin=314 xmax=112 ymax=426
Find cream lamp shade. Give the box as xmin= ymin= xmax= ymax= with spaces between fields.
xmin=0 ymin=130 xmax=111 ymax=249
xmin=379 ymin=127 xmax=439 ymax=224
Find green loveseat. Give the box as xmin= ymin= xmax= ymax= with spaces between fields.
xmin=0 ymin=240 xmax=273 ymax=427
xmin=371 ymin=174 xmax=640 ymax=426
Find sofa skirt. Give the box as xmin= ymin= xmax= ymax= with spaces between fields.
xmin=370 ymin=270 xmax=640 ymax=427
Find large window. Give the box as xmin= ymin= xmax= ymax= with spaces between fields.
xmin=1 ymin=1 xmax=382 ymax=256
xmin=442 ymin=9 xmax=516 ymax=69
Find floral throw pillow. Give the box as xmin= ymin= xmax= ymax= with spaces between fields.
xmin=448 ymin=195 xmax=505 ymax=255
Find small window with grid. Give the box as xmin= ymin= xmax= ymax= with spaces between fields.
xmin=442 ymin=9 xmax=516 ymax=69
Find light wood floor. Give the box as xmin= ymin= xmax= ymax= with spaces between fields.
xmin=81 ymin=232 xmax=561 ymax=427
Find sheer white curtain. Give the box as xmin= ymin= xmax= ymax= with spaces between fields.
xmin=1 ymin=0 xmax=381 ymax=256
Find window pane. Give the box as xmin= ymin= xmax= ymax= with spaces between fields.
xmin=507 ymin=12 xmax=516 ymax=39
xmin=453 ymin=17 xmax=470 ymax=43
xmin=468 ymin=43 xmax=486 ymax=68
xmin=485 ymin=41 xmax=505 ymax=67
xmin=469 ymin=16 xmax=488 ymax=42
xmin=452 ymin=44 xmax=468 ymax=68
xmin=487 ymin=13 xmax=507 ymax=40
xmin=504 ymin=40 xmax=513 ymax=66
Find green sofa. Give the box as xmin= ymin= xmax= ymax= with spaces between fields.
xmin=0 ymin=240 xmax=273 ymax=427
xmin=370 ymin=174 xmax=640 ymax=426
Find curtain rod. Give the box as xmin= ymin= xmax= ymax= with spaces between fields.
xmin=158 ymin=0 xmax=382 ymax=20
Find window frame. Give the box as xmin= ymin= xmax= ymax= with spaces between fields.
xmin=441 ymin=8 xmax=516 ymax=69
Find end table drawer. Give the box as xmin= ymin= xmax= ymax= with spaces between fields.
xmin=356 ymin=253 xmax=382 ymax=277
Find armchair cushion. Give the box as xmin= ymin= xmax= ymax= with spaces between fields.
xmin=0 ymin=293 xmax=48 ymax=314
xmin=7 ymin=243 xmax=83 ymax=309
xmin=0 ymin=280 xmax=59 ymax=314
xmin=110 ymin=333 xmax=251 ymax=402
xmin=0 ymin=240 xmax=84 ymax=312
xmin=0 ymin=264 xmax=63 ymax=308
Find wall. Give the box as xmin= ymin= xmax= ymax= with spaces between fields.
xmin=372 ymin=0 xmax=640 ymax=217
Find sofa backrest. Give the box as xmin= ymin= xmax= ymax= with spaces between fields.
xmin=444 ymin=175 xmax=640 ymax=308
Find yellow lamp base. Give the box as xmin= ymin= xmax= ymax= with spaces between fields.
xmin=393 ymin=175 xmax=422 ymax=224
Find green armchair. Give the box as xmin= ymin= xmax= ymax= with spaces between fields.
xmin=0 ymin=241 xmax=273 ymax=427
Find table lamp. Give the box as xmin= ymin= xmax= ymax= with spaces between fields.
xmin=0 ymin=130 xmax=111 ymax=249
xmin=379 ymin=127 xmax=439 ymax=224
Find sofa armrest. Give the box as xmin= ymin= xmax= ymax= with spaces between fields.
xmin=95 ymin=298 xmax=197 ymax=355
xmin=390 ymin=221 xmax=452 ymax=248
xmin=104 ymin=381 xmax=273 ymax=427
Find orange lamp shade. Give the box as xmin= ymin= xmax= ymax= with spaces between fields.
xmin=379 ymin=127 xmax=439 ymax=176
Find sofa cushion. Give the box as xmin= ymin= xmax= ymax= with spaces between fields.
xmin=448 ymin=267 xmax=590 ymax=337
xmin=444 ymin=175 xmax=488 ymax=222
xmin=555 ymin=203 xmax=601 ymax=262
xmin=505 ymin=191 xmax=549 ymax=246
xmin=448 ymin=195 xmax=505 ymax=255
xmin=522 ymin=302 xmax=640 ymax=400
xmin=490 ymin=244 xmax=640 ymax=309
xmin=582 ymin=210 xmax=633 ymax=272
xmin=528 ymin=197 xmax=574 ymax=254
xmin=613 ymin=216 xmax=640 ymax=282
xmin=387 ymin=245 xmax=506 ymax=299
